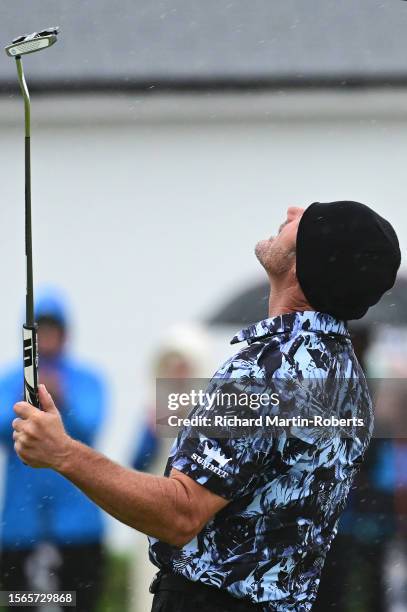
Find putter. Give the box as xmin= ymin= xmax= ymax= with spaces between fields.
xmin=5 ymin=27 xmax=59 ymax=407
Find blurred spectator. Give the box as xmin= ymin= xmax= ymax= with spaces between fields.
xmin=132 ymin=323 xmax=213 ymax=473
xmin=0 ymin=287 xmax=108 ymax=612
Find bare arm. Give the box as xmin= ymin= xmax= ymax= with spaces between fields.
xmin=57 ymin=441 xmax=227 ymax=547
xmin=13 ymin=385 xmax=228 ymax=548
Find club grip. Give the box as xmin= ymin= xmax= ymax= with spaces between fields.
xmin=23 ymin=324 xmax=39 ymax=408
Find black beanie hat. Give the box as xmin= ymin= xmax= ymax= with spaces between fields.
xmin=296 ymin=201 xmax=401 ymax=320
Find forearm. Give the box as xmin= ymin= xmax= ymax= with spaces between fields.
xmin=57 ymin=439 xmax=196 ymax=546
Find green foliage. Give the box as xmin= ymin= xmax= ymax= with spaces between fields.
xmin=97 ymin=551 xmax=132 ymax=612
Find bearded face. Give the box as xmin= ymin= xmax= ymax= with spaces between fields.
xmin=255 ymin=207 xmax=304 ymax=278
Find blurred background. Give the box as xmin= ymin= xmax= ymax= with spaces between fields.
xmin=0 ymin=1 xmax=406 ymax=610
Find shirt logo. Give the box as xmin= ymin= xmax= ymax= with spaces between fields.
xmin=191 ymin=443 xmax=232 ymax=479
xmin=202 ymin=442 xmax=232 ymax=468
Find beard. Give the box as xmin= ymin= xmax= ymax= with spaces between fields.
xmin=255 ymin=238 xmax=295 ymax=276
xmin=254 ymin=238 xmax=272 ymax=268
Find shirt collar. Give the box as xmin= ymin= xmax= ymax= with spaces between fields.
xmin=230 ymin=311 xmax=349 ymax=345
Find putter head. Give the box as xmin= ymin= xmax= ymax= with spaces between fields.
xmin=5 ymin=27 xmax=59 ymax=58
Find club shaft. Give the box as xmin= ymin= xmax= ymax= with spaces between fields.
xmin=16 ymin=57 xmax=35 ymax=327
xmin=25 ymin=136 xmax=34 ymax=326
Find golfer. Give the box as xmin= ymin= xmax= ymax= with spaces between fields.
xmin=13 ymin=201 xmax=400 ymax=611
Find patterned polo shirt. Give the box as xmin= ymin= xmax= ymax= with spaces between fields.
xmin=149 ymin=311 xmax=373 ymax=611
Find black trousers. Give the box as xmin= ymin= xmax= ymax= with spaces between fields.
xmin=151 ymin=572 xmax=264 ymax=612
xmin=152 ymin=590 xmax=237 ymax=612
xmin=0 ymin=542 xmax=105 ymax=612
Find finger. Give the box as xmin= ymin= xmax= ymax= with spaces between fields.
xmin=12 ymin=417 xmax=24 ymax=432
xmin=13 ymin=430 xmax=24 ymax=442
xmin=39 ymin=384 xmax=58 ymax=414
xmin=14 ymin=402 xmax=37 ymax=419
xmin=13 ymin=429 xmax=28 ymax=441
xmin=14 ymin=440 xmax=25 ymax=459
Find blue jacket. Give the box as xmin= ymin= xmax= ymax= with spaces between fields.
xmin=0 ymin=357 xmax=108 ymax=549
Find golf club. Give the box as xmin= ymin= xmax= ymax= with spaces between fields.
xmin=5 ymin=27 xmax=59 ymax=408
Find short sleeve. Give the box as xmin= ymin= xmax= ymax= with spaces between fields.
xmin=171 ymin=429 xmax=272 ymax=500
xmin=169 ymin=370 xmax=313 ymax=500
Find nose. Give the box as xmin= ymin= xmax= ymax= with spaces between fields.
xmin=287 ymin=206 xmax=305 ymax=221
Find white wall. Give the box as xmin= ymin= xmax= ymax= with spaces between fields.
xmin=0 ymin=89 xmax=406 ymax=549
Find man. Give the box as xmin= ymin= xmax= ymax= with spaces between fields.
xmin=12 ymin=202 xmax=400 ymax=611
xmin=0 ymin=288 xmax=108 ymax=612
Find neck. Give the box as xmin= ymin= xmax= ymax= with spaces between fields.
xmin=267 ymin=278 xmax=314 ymax=318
